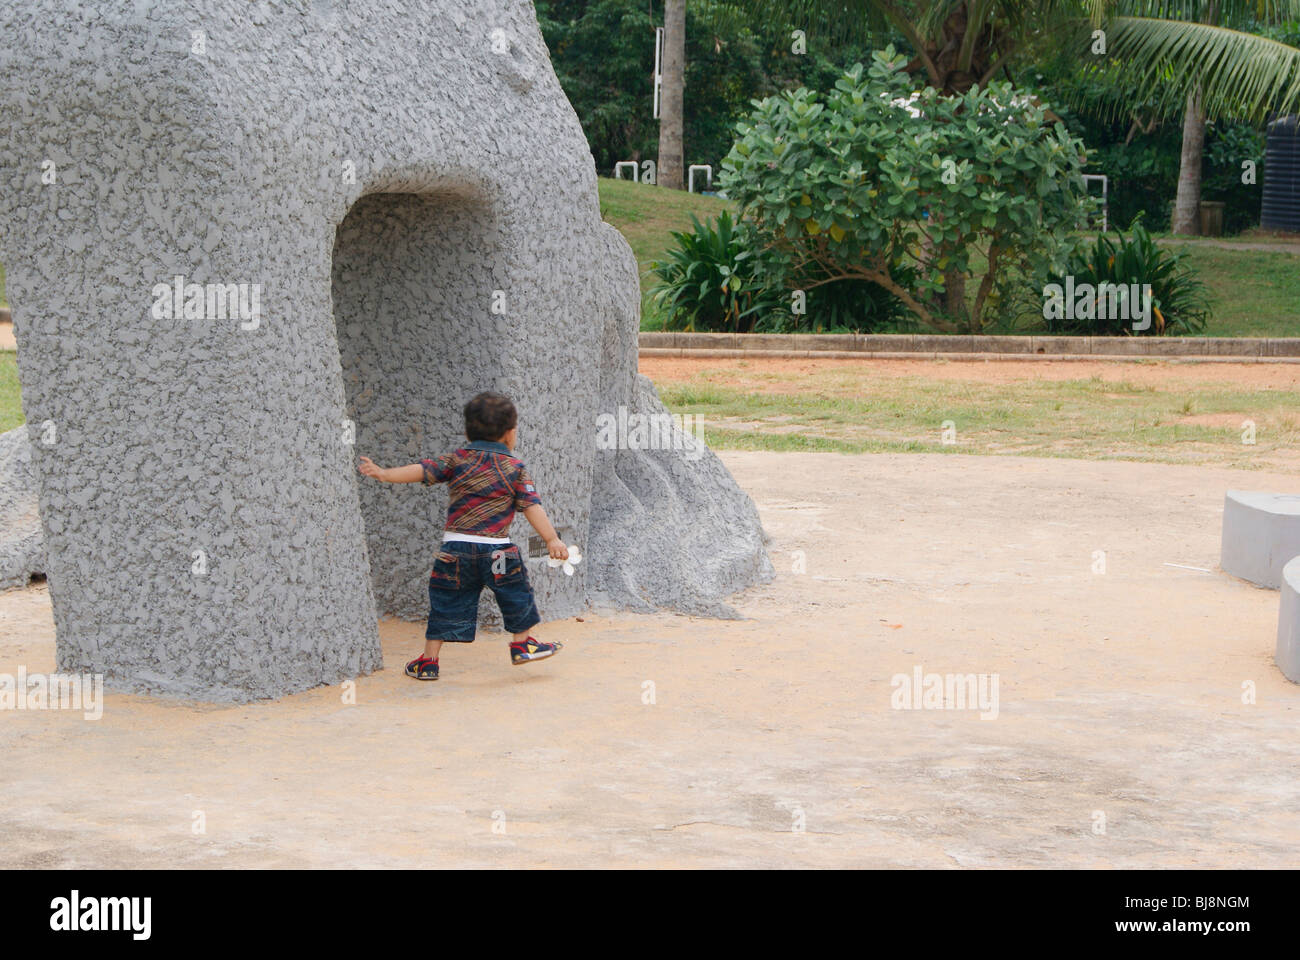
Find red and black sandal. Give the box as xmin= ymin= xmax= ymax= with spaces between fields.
xmin=404 ymin=655 xmax=439 ymax=681
xmin=510 ymin=638 xmax=563 ymax=666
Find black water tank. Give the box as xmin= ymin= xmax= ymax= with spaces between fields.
xmin=1261 ymin=115 xmax=1300 ymax=233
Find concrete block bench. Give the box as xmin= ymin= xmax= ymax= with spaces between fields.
xmin=1277 ymin=557 xmax=1300 ymax=683
xmin=1220 ymin=491 xmax=1300 ymax=589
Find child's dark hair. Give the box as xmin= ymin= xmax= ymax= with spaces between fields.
xmin=464 ymin=391 xmax=518 ymax=442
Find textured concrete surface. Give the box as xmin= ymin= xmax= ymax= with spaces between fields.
xmin=1219 ymin=490 xmax=1300 ymax=588
xmin=1277 ymin=557 xmax=1300 ymax=683
xmin=2 ymin=451 xmax=1297 ymax=868
xmin=0 ymin=0 xmax=769 ymax=701
xmin=0 ymin=428 xmax=44 ymax=589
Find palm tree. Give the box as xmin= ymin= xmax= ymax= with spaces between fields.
xmin=658 ymin=0 xmax=687 ymax=189
xmin=1101 ymin=2 xmax=1300 ymax=233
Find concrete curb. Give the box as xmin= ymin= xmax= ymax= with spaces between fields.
xmin=639 ymin=332 xmax=1300 ymax=359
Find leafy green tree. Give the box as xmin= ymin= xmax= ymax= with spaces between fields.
xmin=537 ymin=1 xmax=886 ymax=177
xmin=536 ymin=1 xmax=660 ymax=175
xmin=733 ymin=0 xmax=1073 ymax=94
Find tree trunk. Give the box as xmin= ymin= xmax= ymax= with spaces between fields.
xmin=943 ymin=268 xmax=968 ymax=329
xmin=657 ymin=0 xmax=685 ymax=190
xmin=972 ymin=244 xmax=1000 ymax=330
xmin=1172 ymin=88 xmax=1206 ymax=235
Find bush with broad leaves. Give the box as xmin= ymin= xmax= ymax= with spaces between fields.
xmin=720 ymin=46 xmax=1095 ymax=333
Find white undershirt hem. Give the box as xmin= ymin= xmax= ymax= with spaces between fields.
xmin=442 ymin=531 xmax=513 ymax=545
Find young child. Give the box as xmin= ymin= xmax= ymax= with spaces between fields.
xmin=358 ymin=391 xmax=569 ymax=681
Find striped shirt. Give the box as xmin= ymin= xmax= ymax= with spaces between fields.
xmin=420 ymin=440 xmax=542 ymax=537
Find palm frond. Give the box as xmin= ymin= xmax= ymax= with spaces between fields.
xmin=1106 ymin=16 xmax=1300 ymax=121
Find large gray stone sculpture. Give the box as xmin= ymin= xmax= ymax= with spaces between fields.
xmin=0 ymin=0 xmax=771 ymax=701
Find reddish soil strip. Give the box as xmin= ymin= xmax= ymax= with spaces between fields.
xmin=640 ymin=354 xmax=1300 ymax=391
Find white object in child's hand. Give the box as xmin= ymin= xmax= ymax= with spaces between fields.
xmin=547 ymin=544 xmax=583 ymax=576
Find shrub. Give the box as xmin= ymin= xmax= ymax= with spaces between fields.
xmin=1043 ymin=220 xmax=1211 ymax=335
xmin=648 ymin=211 xmax=912 ymax=334
xmin=719 ymin=47 xmax=1093 ymax=333
xmin=647 ymin=211 xmax=779 ymax=332
xmin=760 ymin=268 xmax=915 ymax=333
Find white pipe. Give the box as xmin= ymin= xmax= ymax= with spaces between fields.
xmin=688 ymin=164 xmax=712 ymax=193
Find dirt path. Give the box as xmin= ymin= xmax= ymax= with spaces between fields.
xmin=2 ymin=451 xmax=1297 ymax=868
xmin=640 ymin=354 xmax=1300 ymax=389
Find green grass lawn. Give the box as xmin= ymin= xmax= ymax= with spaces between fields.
xmin=597 ymin=177 xmax=1300 ymax=337
xmin=598 ymin=177 xmax=733 ymax=330
xmin=1164 ymin=243 xmax=1300 ymax=338
xmin=650 ymin=360 xmax=1300 ymax=470
xmin=599 ymin=176 xmax=732 ymax=284
xmin=1145 ymin=228 xmax=1300 ymax=248
xmin=0 ymin=352 xmax=22 ymax=431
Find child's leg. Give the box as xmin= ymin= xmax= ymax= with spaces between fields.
xmin=420 ymin=547 xmax=482 ymax=668
xmin=487 ymin=546 xmax=542 ymax=641
xmin=487 ymin=545 xmax=562 ymax=664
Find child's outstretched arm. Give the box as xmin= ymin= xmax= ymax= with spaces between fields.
xmin=358 ymin=457 xmax=425 ymax=483
xmin=523 ymin=504 xmax=568 ymax=561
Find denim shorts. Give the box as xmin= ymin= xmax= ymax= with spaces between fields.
xmin=426 ymin=540 xmax=541 ymax=643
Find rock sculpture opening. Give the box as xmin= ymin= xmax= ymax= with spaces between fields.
xmin=332 ymin=189 xmax=508 ymax=620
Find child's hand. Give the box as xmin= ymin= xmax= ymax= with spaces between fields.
xmin=547 ymin=538 xmax=569 ymax=561
xmin=358 ymin=456 xmax=384 ymax=480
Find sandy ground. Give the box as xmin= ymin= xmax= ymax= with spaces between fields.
xmin=2 ymin=450 xmax=1299 ymax=868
